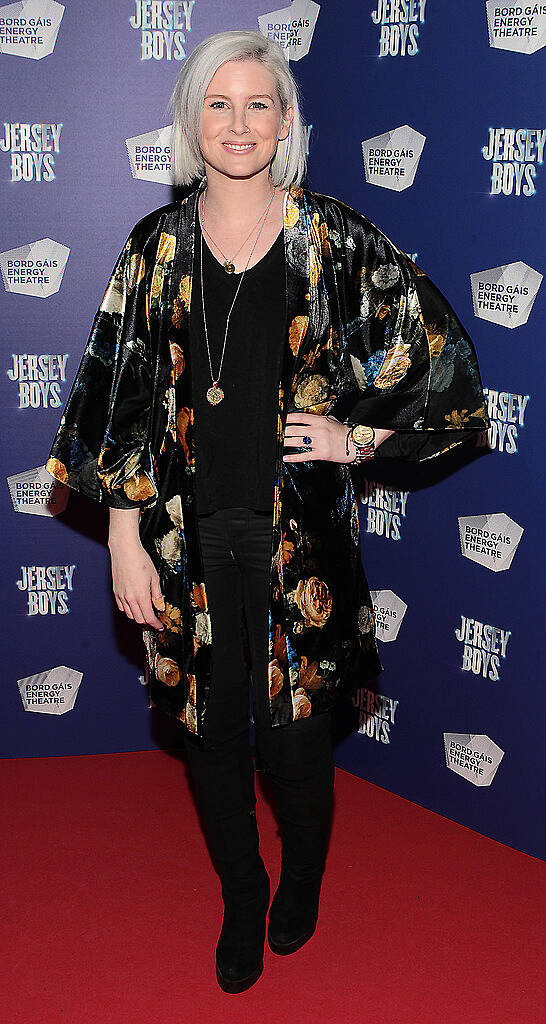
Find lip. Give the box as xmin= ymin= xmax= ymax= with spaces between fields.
xmin=222 ymin=142 xmax=257 ymax=153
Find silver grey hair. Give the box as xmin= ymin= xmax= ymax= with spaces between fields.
xmin=167 ymin=29 xmax=307 ymax=189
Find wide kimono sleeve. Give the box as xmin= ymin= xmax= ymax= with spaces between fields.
xmin=338 ymin=213 xmax=490 ymax=461
xmin=45 ymin=229 xmax=159 ymax=509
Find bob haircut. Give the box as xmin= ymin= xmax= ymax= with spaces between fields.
xmin=167 ymin=29 xmax=308 ymax=189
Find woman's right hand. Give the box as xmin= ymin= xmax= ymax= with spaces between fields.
xmin=108 ymin=534 xmax=166 ymax=631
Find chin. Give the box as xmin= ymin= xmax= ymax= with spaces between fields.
xmin=211 ymin=157 xmax=274 ymax=181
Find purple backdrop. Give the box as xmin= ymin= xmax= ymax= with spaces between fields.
xmin=1 ymin=0 xmax=544 ymax=859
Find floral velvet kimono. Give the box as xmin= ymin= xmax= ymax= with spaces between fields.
xmin=45 ymin=178 xmax=489 ymax=741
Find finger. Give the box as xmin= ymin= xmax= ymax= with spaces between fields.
xmin=149 ymin=616 xmax=166 ymax=630
xmin=283 ymin=427 xmax=315 ymax=441
xmin=127 ymin=598 xmax=147 ymax=625
xmin=284 ymin=423 xmax=319 ymax=433
xmin=286 ymin=410 xmax=319 ymax=419
xmin=283 ymin=452 xmax=315 ymax=462
xmin=150 ymin=596 xmax=166 ymax=614
xmin=149 ymin=580 xmax=166 ymax=628
xmin=141 ymin=578 xmax=165 ymax=628
xmin=144 ymin=598 xmax=166 ymax=630
xmin=119 ymin=597 xmax=136 ymax=621
xmin=136 ymin=597 xmax=165 ymax=630
xmin=285 ymin=415 xmax=316 ymax=427
xmin=150 ymin=579 xmax=165 ymax=612
xmin=283 ymin=436 xmax=313 ymax=448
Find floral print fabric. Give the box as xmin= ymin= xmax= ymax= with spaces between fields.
xmin=46 ymin=180 xmax=489 ymax=740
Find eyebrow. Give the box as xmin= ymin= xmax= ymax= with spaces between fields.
xmin=205 ymin=93 xmax=275 ymax=101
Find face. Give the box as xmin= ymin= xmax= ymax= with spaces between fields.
xmin=200 ymin=58 xmax=293 ymax=181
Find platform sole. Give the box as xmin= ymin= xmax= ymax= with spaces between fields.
xmin=215 ymin=958 xmax=264 ymax=993
xmin=267 ymin=919 xmax=317 ymax=955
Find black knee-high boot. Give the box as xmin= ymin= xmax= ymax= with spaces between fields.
xmin=183 ymin=731 xmax=270 ymax=993
xmin=255 ymin=715 xmax=335 ymax=955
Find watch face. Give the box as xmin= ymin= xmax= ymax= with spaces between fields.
xmin=352 ymin=424 xmax=374 ymax=445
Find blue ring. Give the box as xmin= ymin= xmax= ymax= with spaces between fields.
xmin=302 ymin=435 xmax=312 ymax=444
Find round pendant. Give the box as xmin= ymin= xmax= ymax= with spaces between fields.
xmin=223 ymin=261 xmax=235 ymax=274
xmin=206 ymin=384 xmax=224 ymax=405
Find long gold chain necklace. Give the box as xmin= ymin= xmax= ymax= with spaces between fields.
xmin=199 ymin=185 xmax=277 ymax=405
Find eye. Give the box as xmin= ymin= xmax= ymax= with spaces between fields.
xmin=208 ymin=100 xmax=269 ymax=110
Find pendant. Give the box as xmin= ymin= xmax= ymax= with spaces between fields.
xmin=223 ymin=260 xmax=235 ymax=274
xmin=206 ymin=384 xmax=224 ymax=405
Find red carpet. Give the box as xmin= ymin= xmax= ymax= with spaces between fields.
xmin=3 ymin=749 xmax=544 ymax=1023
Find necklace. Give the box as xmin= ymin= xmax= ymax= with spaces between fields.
xmin=199 ymin=185 xmax=278 ymax=405
xmin=200 ymin=193 xmax=269 ymax=274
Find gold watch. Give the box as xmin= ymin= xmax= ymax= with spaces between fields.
xmin=347 ymin=423 xmax=376 ymax=462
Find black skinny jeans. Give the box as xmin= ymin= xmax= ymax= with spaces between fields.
xmin=193 ymin=506 xmax=333 ymax=781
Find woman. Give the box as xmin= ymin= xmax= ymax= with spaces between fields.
xmin=45 ymin=30 xmax=489 ymax=994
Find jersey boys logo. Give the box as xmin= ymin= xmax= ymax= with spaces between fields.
xmin=455 ymin=615 xmax=511 ymax=681
xmin=0 ymin=0 xmax=64 ymax=59
xmin=482 ymin=128 xmax=546 ymax=196
xmin=352 ymin=687 xmax=399 ymax=743
xmin=470 ymin=261 xmax=543 ymax=328
xmin=0 ymin=122 xmax=62 ymax=181
xmin=258 ymin=1 xmax=320 ymax=60
xmin=7 ymin=353 xmax=68 ymax=407
xmin=129 ymin=0 xmax=196 ymax=61
xmin=369 ymin=589 xmax=407 ymax=641
xmin=458 ymin=513 xmax=524 ymax=572
xmin=486 ymin=1 xmax=546 ymax=53
xmin=444 ymin=733 xmax=504 ymax=787
xmin=476 ymin=387 xmax=530 ymax=454
xmin=16 ymin=564 xmax=76 ymax=615
xmin=126 ymin=126 xmax=172 ymax=183
xmin=17 ymin=665 xmax=83 ymax=715
xmin=361 ymin=124 xmax=425 ymax=191
xmin=371 ymin=0 xmax=426 ymax=57
xmin=0 ymin=238 xmax=69 ymax=297
xmin=359 ymin=481 xmax=409 ymax=540
xmin=7 ymin=465 xmax=69 ymax=516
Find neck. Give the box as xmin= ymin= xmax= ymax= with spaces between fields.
xmin=201 ymin=165 xmax=278 ymax=226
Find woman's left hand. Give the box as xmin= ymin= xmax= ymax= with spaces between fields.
xmin=282 ymin=412 xmax=356 ymax=464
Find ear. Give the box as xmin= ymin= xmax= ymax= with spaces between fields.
xmin=279 ymin=104 xmax=294 ymax=141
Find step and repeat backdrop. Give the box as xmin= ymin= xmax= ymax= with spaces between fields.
xmin=1 ymin=1 xmax=544 ymax=859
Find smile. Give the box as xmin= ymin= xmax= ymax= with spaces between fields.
xmin=222 ymin=143 xmax=256 ymax=152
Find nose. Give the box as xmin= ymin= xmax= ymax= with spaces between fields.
xmin=229 ymin=106 xmax=250 ymax=134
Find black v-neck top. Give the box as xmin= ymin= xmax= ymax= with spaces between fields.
xmin=189 ymin=216 xmax=287 ymax=516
